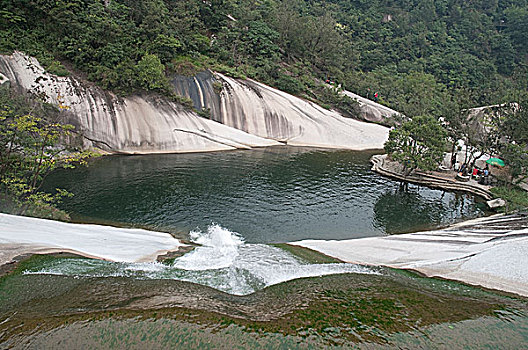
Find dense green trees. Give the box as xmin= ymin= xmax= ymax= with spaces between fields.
xmin=496 ymin=100 xmax=528 ymax=184
xmin=386 ymin=99 xmax=528 ymax=185
xmin=1 ymin=0 xmax=526 ymax=112
xmin=0 ymin=0 xmax=526 ymax=215
xmin=136 ymin=54 xmax=168 ymax=91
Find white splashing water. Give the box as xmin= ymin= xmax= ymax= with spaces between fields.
xmin=173 ymin=224 xmax=245 ymax=270
xmin=24 ymin=224 xmax=379 ymax=295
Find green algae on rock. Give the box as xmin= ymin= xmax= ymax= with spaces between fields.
xmin=1 ymin=255 xmax=526 ymax=348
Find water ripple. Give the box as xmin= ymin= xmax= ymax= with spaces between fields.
xmin=42 ymin=147 xmax=488 ymax=243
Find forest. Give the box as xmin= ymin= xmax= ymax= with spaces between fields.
xmin=1 ymin=0 xmax=527 ymax=117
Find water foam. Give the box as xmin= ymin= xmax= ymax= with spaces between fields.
xmin=24 ymin=224 xmax=379 ymax=295
xmin=173 ymin=224 xmax=244 ymax=270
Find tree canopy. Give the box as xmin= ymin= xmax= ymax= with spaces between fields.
xmin=384 ymin=115 xmax=447 ymax=174
xmin=0 ymin=0 xmax=526 ymax=114
xmin=0 ymin=87 xmax=94 ymax=218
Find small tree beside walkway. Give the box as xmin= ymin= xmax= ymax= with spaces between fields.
xmin=384 ymin=115 xmax=447 ymax=175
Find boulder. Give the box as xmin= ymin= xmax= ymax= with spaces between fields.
xmin=487 ymin=198 xmax=506 ymax=209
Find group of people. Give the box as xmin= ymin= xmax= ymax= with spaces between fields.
xmin=472 ymin=166 xmax=491 ymax=185
xmin=453 ymin=159 xmax=491 ymax=185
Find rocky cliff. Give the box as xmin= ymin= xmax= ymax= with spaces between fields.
xmin=0 ymin=52 xmax=279 ymax=154
xmin=173 ymin=71 xmax=390 ymax=149
xmin=0 ymin=52 xmax=389 ymax=154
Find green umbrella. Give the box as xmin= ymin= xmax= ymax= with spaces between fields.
xmin=486 ymin=158 xmax=505 ymax=167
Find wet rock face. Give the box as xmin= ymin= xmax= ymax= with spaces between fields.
xmin=0 ymin=52 xmax=278 ymax=153
xmin=172 ymin=71 xmax=298 ymax=139
xmin=172 ymin=71 xmax=390 ymax=149
xmin=171 ymin=70 xmax=221 ymax=115
xmin=171 ymin=72 xmax=400 ymax=129
xmin=1 ymin=51 xmax=389 ymax=153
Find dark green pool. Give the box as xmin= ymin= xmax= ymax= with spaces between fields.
xmin=43 ymin=147 xmax=488 ymax=243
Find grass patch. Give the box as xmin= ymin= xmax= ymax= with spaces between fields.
xmin=490 ymin=185 xmax=528 ymax=212
xmin=211 ymin=63 xmax=247 ymax=80
xmin=168 ymin=55 xmax=207 ymax=76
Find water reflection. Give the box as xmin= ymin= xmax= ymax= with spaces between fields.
xmin=373 ymin=184 xmax=483 ymax=234
xmin=42 ymin=147 xmax=487 ymax=243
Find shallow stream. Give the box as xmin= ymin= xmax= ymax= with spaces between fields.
xmin=22 ymin=224 xmax=377 ymax=295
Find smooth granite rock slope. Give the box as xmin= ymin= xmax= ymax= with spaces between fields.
xmin=0 ymin=52 xmax=389 ymax=153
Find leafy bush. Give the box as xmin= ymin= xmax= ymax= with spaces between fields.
xmin=46 ymin=61 xmax=70 ymax=77
xmin=169 ymin=94 xmax=194 ymax=109
xmin=385 ymin=115 xmax=448 ymax=174
xmin=274 ymin=73 xmax=304 ymax=95
xmin=136 ymin=54 xmax=168 ymax=91
xmin=315 ymin=85 xmax=360 ymax=117
xmin=212 ymin=81 xmax=223 ymax=94
xmin=169 ymin=56 xmax=205 ymax=76
xmin=0 ymin=86 xmax=96 ymax=216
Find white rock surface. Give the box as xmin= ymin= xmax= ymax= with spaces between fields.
xmin=292 ymin=214 xmax=528 ymax=297
xmin=214 ymin=74 xmax=390 ymax=149
xmin=174 ymin=72 xmax=394 ymax=144
xmin=341 ymin=89 xmax=402 ymax=124
xmin=0 ymin=213 xmax=183 ymax=263
xmin=0 ymin=52 xmax=389 ymax=154
xmin=487 ymin=198 xmax=506 ymax=208
xmin=0 ymin=52 xmax=280 ymax=153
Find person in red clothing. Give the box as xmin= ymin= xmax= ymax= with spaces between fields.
xmin=472 ymin=167 xmax=479 ymax=179
xmin=373 ymin=92 xmax=379 ymax=102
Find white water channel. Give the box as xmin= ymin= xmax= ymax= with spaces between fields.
xmin=23 ymin=224 xmax=378 ymax=295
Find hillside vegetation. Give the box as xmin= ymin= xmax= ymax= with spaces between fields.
xmin=1 ymin=0 xmax=527 ymax=116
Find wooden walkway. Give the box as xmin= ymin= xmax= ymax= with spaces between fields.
xmin=370 ymin=154 xmax=494 ymax=200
